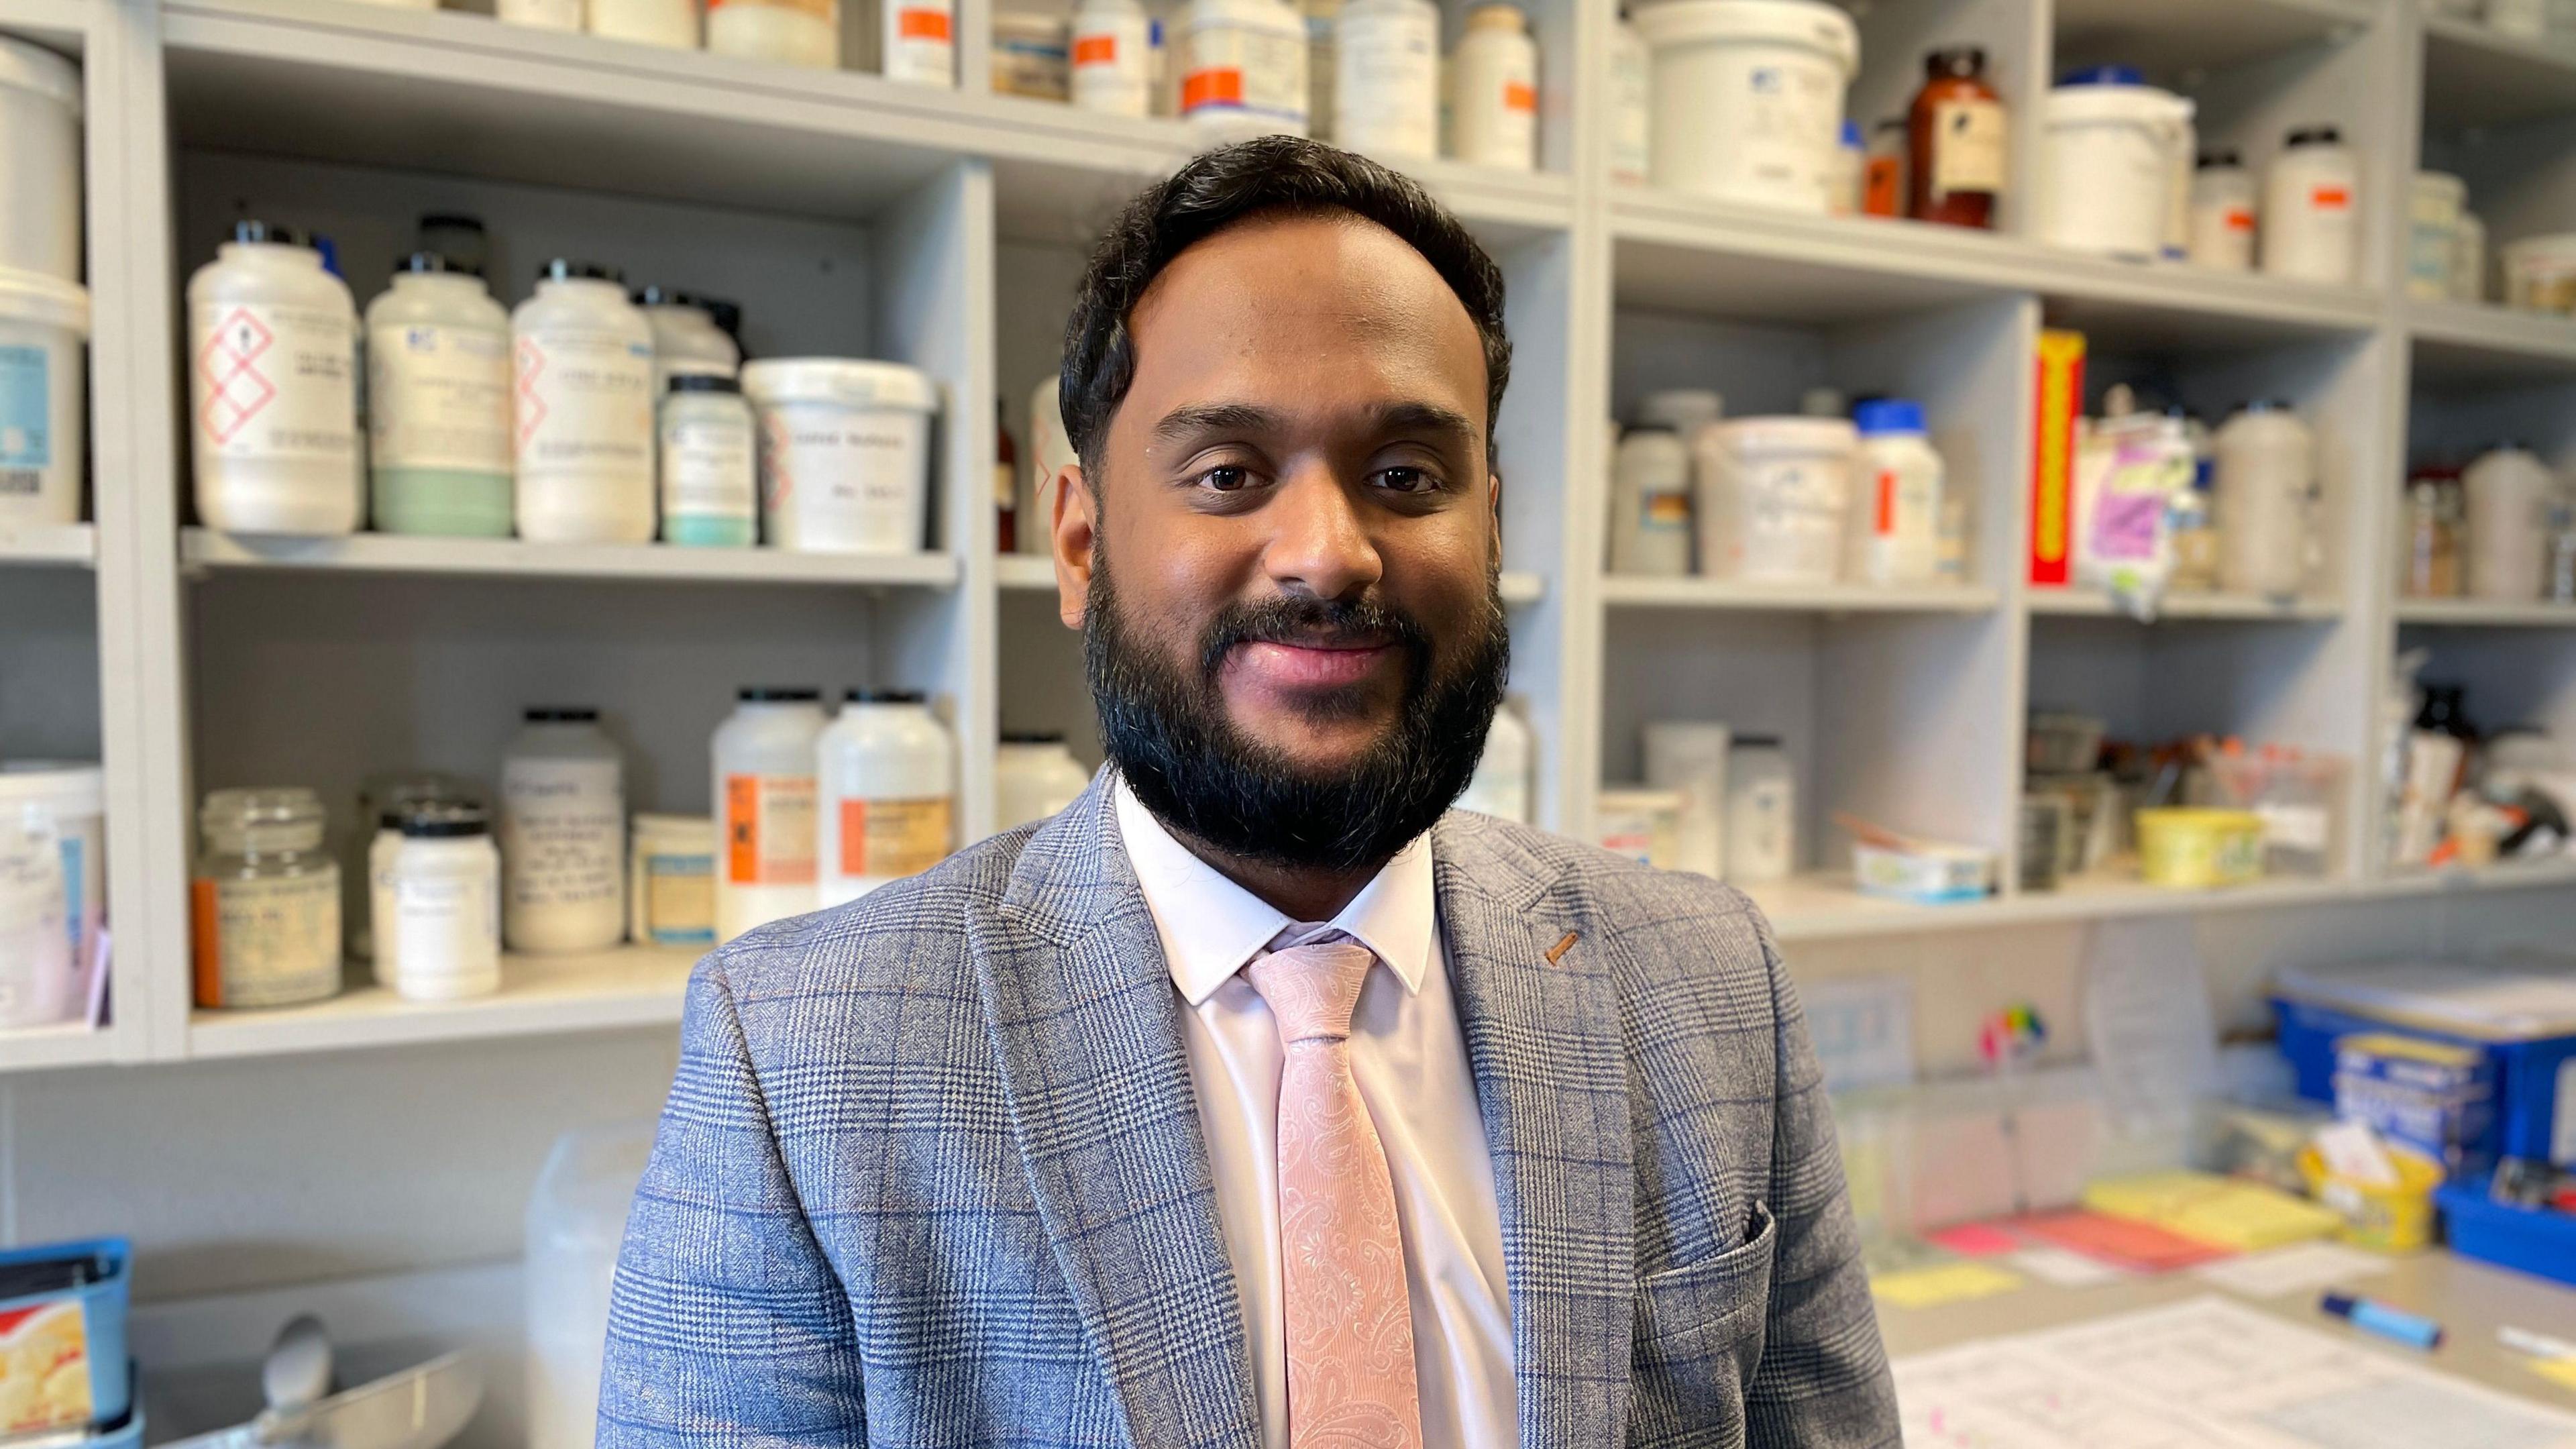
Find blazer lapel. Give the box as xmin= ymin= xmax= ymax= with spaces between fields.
xmin=1434 ymin=814 xmax=1636 ymax=1448
xmin=969 ymin=774 xmax=1263 ymax=1449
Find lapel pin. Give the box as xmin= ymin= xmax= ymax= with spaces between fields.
xmin=1545 ymin=931 xmax=1577 ymax=965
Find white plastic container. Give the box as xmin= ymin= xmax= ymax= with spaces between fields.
xmin=1725 ymin=735 xmax=1794 ymax=883
xmin=1181 ymin=0 xmax=1308 ymax=136
xmin=2039 ymin=72 xmax=2193 ymax=262
xmin=1332 ymin=0 xmax=1439 ymax=160
xmin=1644 ymin=721 xmax=1728 ymax=879
xmin=2464 ymin=445 xmax=2551 ymax=601
xmin=2502 ymin=232 xmax=2576 ymax=316
xmin=713 ymin=688 xmax=827 ymax=942
xmin=0 ymin=269 xmax=88 ymax=528
xmin=2189 ymin=150 xmax=2257 ymax=272
xmin=741 ymin=357 xmax=938 ymax=555
xmin=1594 ymin=788 xmax=1682 ymax=869
xmin=526 ymin=1122 xmax=657 ymax=1449
xmin=502 ymin=708 xmax=627 ymax=955
xmin=1636 ymin=0 xmax=1856 ymax=212
xmin=1831 ymin=118 xmax=1864 ymax=217
xmin=816 ymin=691 xmax=956 ymax=908
xmin=996 ymin=735 xmax=1092 ymax=831
xmin=188 ymin=222 xmax=362 ymax=535
xmin=0 ymin=38 xmax=80 ymax=284
xmin=994 ymin=11 xmax=1073 ymax=98
xmin=1073 ymin=0 xmax=1156 ymax=116
xmin=707 ymin=0 xmax=839 ymax=66
xmin=1609 ymin=426 xmax=1692 ymax=576
xmin=1022 ymin=372 xmax=1073 ymax=555
xmin=0 ymin=761 xmax=102 ymax=1028
xmin=1611 ymin=13 xmax=1650 ymax=185
xmin=1849 ymin=398 xmax=1942 ymax=587
xmin=387 ymin=805 xmax=502 ymax=1002
xmin=881 ymin=0 xmax=957 ymax=85
xmin=1450 ymin=3 xmax=1538 ymax=171
xmin=635 ymin=289 xmax=740 ymax=399
xmin=2408 ymin=172 xmax=2467 ymax=303
xmin=513 ymin=261 xmax=655 ymax=544
xmin=1695 ymin=415 xmax=1856 ymax=584
xmin=2261 ymin=125 xmax=2359 ymax=286
xmin=1456 ymin=702 xmax=1533 ymax=822
xmin=2453 ymin=210 xmax=2487 ymax=303
xmin=1635 ymin=388 xmax=1723 ymax=441
xmin=192 ymin=788 xmax=341 ymax=1010
xmin=2212 ymin=402 xmax=2314 ymax=598
xmin=659 ymin=375 xmax=757 ymax=547
xmin=590 ymin=0 xmax=698 ymax=48
xmin=629 ymin=814 xmax=716 ymax=947
xmin=498 ymin=0 xmax=582 ymax=29
xmin=364 ymin=254 xmax=513 ymax=538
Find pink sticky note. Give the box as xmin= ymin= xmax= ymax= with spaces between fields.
xmin=1927 ymin=1222 xmax=2025 ymax=1258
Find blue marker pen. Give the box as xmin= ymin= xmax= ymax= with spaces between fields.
xmin=2320 ymin=1291 xmax=2445 ymax=1350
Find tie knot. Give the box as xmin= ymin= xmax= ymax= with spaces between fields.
xmin=1244 ymin=931 xmax=1375 ymax=1044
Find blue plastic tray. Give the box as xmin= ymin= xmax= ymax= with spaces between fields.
xmin=0 ymin=1238 xmax=131 ymax=1429
xmin=2273 ymin=997 xmax=2576 ymax=1167
xmin=2438 ymin=1177 xmax=2576 ymax=1289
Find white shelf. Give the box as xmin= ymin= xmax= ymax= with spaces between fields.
xmin=1601 ymin=576 xmax=1998 ymax=614
xmin=2027 ymin=588 xmax=2342 ymax=621
xmin=2408 ymin=301 xmax=2576 ymax=386
xmin=0 ymin=521 xmax=96 ymax=567
xmin=0 ymin=0 xmax=94 ymax=50
xmin=186 ymin=945 xmax=698 ymax=1059
xmin=181 ymin=528 xmax=960 ymax=588
xmin=0 ymin=1021 xmax=118 ymax=1073
xmin=2421 ymin=15 xmax=2576 ymax=135
xmin=2377 ymin=855 xmax=2576 ymax=894
xmin=2395 ymin=597 xmax=2576 ymax=627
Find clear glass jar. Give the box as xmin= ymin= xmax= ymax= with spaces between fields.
xmin=193 ymin=787 xmax=342 ymax=1009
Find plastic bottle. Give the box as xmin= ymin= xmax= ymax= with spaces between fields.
xmin=816 ymin=690 xmax=957 ymax=908
xmin=712 ymin=688 xmax=828 ymax=942
xmin=192 ymin=788 xmax=341 ymax=1009
xmin=1864 ymin=118 xmax=1908 ymax=218
xmin=1830 ymin=119 xmax=1864 ymax=216
xmin=188 ymin=221 xmax=362 ymax=535
xmin=2262 ymin=125 xmax=2359 ymax=286
xmin=1181 ymin=0 xmax=1307 ymax=137
xmin=996 ymin=734 xmax=1093 ymax=830
xmin=1455 ymin=702 xmax=1532 ymax=822
xmin=2189 ymin=150 xmax=2257 ymax=272
xmin=1850 ymin=398 xmax=1943 ymax=586
xmin=1450 ymin=3 xmax=1536 ymax=170
xmin=628 ymin=814 xmax=716 ymax=947
xmin=707 ymin=0 xmax=839 ymax=67
xmin=660 ymin=375 xmax=757 ymax=547
xmin=2212 ymin=402 xmax=2315 ymax=598
xmin=1332 ymin=0 xmax=1440 ymax=160
xmin=1909 ymin=46 xmax=2004 ymax=229
xmin=365 ymin=252 xmax=513 ymax=537
xmin=1611 ymin=12 xmax=1649 ymax=185
xmin=2464 ymin=445 xmax=2552 ymax=601
xmin=1644 ymin=720 xmax=1729 ymax=878
xmin=502 ymin=708 xmax=627 ymax=955
xmin=881 ymin=0 xmax=957 ymax=85
xmin=386 ymin=804 xmax=503 ymax=1002
xmin=994 ymin=11 xmax=1073 ymax=97
xmin=589 ymin=0 xmax=697 ymax=48
xmin=1073 ymin=0 xmax=1157 ymax=116
xmin=634 ymin=288 xmax=740 ymax=400
xmin=1609 ymin=425 xmax=1691 ymax=576
xmin=512 ymin=260 xmax=656 ymax=544
xmin=498 ymin=0 xmax=581 ymax=30
xmin=1723 ymin=737 xmax=1794 ymax=884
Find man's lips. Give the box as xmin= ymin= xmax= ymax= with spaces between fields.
xmin=1228 ymin=637 xmax=1397 ymax=690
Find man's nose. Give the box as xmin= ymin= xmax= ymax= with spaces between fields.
xmin=1260 ymin=462 xmax=1384 ymax=602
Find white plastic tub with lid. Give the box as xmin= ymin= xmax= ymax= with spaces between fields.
xmin=2040 ymin=75 xmax=2194 ymax=261
xmin=742 ymin=358 xmax=939 ymax=554
xmin=187 ymin=224 xmax=362 ymax=535
xmin=2503 ymin=232 xmax=2576 ymax=317
xmin=1635 ymin=0 xmax=1856 ymax=211
xmin=0 ymin=38 xmax=80 ymax=285
xmin=0 ymin=270 xmax=87 ymax=527
xmin=629 ymin=813 xmax=715 ymax=947
xmin=0 ymin=761 xmax=102 ymax=1028
xmin=1695 ymin=415 xmax=1858 ymax=584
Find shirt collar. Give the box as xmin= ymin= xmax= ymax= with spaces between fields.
xmin=1113 ymin=775 xmax=1434 ymax=1008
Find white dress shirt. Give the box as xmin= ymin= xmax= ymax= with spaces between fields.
xmin=1113 ymin=780 xmax=1517 ymax=1448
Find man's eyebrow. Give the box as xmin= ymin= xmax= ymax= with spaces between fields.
xmin=1369 ymin=401 xmax=1478 ymax=444
xmin=1150 ymin=403 xmax=1284 ymax=445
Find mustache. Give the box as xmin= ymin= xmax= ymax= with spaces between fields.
xmin=1197 ymin=594 xmax=1435 ymax=684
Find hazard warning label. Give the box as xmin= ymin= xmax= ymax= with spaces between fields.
xmin=189 ymin=301 xmax=356 ymax=464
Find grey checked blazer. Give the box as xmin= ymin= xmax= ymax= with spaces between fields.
xmin=600 ymin=771 xmax=1898 ymax=1448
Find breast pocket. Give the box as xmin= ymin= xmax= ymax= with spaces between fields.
xmin=1627 ymin=1201 xmax=1776 ymax=1449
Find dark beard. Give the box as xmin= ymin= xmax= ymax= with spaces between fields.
xmin=1084 ymin=553 xmax=1511 ymax=873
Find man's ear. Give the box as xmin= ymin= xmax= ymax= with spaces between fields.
xmin=1053 ymin=464 xmax=1094 ymax=631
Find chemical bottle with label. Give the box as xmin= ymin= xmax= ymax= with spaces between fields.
xmin=386 ymin=803 xmax=503 ymax=1003
xmin=189 ymin=221 xmax=362 ymax=535
xmin=193 ymin=788 xmax=341 ymax=1009
xmin=660 ymin=374 xmax=757 ymax=545
xmin=589 ymin=0 xmax=696 ymax=48
xmin=1333 ymin=0 xmax=1439 ymax=160
xmin=1864 ymin=118 xmax=1908 ymax=217
xmin=712 ymin=687 xmax=828 ymax=942
xmin=816 ymin=690 xmax=957 ymax=908
xmin=513 ymin=260 xmax=656 ymax=544
xmin=1724 ymin=737 xmax=1795 ymax=884
xmin=1450 ymin=3 xmax=1537 ymax=170
xmin=2262 ymin=125 xmax=2359 ymax=285
xmin=707 ymin=0 xmax=840 ymax=66
xmin=1456 ymin=702 xmax=1533 ymax=822
xmin=498 ymin=0 xmax=581 ymax=30
xmin=2213 ymin=401 xmax=2315 ymax=598
xmin=1909 ymin=46 xmax=2004 ymax=229
xmin=365 ymin=252 xmax=513 ymax=537
xmin=1073 ymin=0 xmax=1156 ymax=116
xmin=881 ymin=0 xmax=957 ymax=84
xmin=2189 ymin=150 xmax=2257 ymax=272
xmin=634 ymin=288 xmax=741 ymax=400
xmin=996 ymin=733 xmax=1093 ymax=830
xmin=1609 ymin=425 xmax=1691 ymax=576
xmin=501 ymin=708 xmax=627 ymax=955
xmin=1181 ymin=0 xmax=1308 ymax=137
xmin=1850 ymin=398 xmax=1943 ymax=586
xmin=1611 ymin=11 xmax=1649 ymax=184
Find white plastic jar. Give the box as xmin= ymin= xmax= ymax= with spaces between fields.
xmin=192 ymin=788 xmax=341 ymax=1010
xmin=708 ymin=0 xmax=840 ymax=66
xmin=590 ymin=0 xmax=698 ymax=48
xmin=1073 ymin=0 xmax=1156 ymax=116
xmin=2464 ymin=445 xmax=2552 ymax=601
xmin=1695 ymin=415 xmax=1856 ymax=584
xmin=816 ymin=690 xmax=956 ymax=908
xmin=0 ymin=761 xmax=102 ymax=1028
xmin=629 ymin=813 xmax=716 ymax=947
xmin=996 ymin=733 xmax=1092 ymax=830
xmin=1181 ymin=0 xmax=1309 ymax=137
xmin=1635 ymin=387 xmax=1723 ymax=440
xmin=1594 ymin=788 xmax=1681 ymax=869
xmin=2454 ymin=211 xmax=2487 ymax=303
xmin=2408 ymin=172 xmax=2467 ymax=303
xmin=2189 ymin=150 xmax=2257 ymax=272
xmin=1849 ymin=398 xmax=1943 ymax=587
xmin=0 ymin=37 xmax=80 ymax=284
xmin=2039 ymin=70 xmax=2193 ymax=262
xmin=365 ymin=253 xmax=513 ymax=538
xmin=660 ymin=374 xmax=757 ymax=547
xmin=2261 ymin=125 xmax=2359 ymax=286
xmin=1457 ymin=700 xmax=1534 ymax=822
xmin=502 ymin=708 xmax=627 ymax=955
xmin=882 ymin=0 xmax=956 ymax=84
xmin=741 ymin=357 xmax=938 ymax=555
xmin=1332 ymin=0 xmax=1438 ymax=160
xmin=356 ymin=771 xmax=480 ymax=971
xmin=498 ymin=0 xmax=582 ymax=30
xmin=635 ymin=288 xmax=740 ymax=400
xmin=1635 ymin=0 xmax=1856 ymax=211
xmin=513 ymin=260 xmax=655 ymax=544
xmin=712 ymin=687 xmax=827 ymax=942
xmin=2502 ymin=232 xmax=2576 ymax=315
xmin=1643 ymin=721 xmax=1728 ymax=879
xmin=994 ymin=11 xmax=1074 ymax=98
xmin=1609 ymin=425 xmax=1691 ymax=576
xmin=1450 ymin=3 xmax=1538 ymax=171
xmin=1724 ymin=735 xmax=1794 ymax=883
xmin=0 ymin=270 xmax=87 ymax=529
xmin=2212 ymin=402 xmax=2314 ymax=598
xmin=188 ymin=221 xmax=362 ymax=535
xmin=387 ymin=804 xmax=502 ymax=1003
xmin=1610 ymin=12 xmax=1650 ymax=185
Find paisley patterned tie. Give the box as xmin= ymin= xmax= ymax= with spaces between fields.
xmin=1244 ymin=925 xmax=1424 ymax=1449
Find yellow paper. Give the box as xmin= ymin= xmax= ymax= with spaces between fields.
xmin=2081 ymin=1169 xmax=2343 ymax=1252
xmin=2531 ymin=1356 xmax=2576 ymax=1394
xmin=1870 ymin=1261 xmax=2025 ymax=1309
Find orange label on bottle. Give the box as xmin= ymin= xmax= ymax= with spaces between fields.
xmin=839 ymin=798 xmax=954 ymax=878
xmin=2311 ymin=185 xmax=2351 ymax=211
xmin=1073 ymin=34 xmax=1116 ymax=64
xmin=727 ymin=773 xmax=817 ymax=885
xmin=1503 ymin=81 xmax=1538 ymax=114
xmin=898 ymin=7 xmax=951 ymax=39
xmin=2225 ymin=207 xmax=2256 ymax=232
xmin=1876 ymin=470 xmax=1898 ymax=534
xmin=1183 ymin=68 xmax=1244 ymax=109
xmin=191 ymin=877 xmax=221 ymax=1006
xmin=1864 ymin=156 xmax=1903 ymax=218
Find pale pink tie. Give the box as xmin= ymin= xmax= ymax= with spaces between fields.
xmin=1244 ymin=927 xmax=1423 ymax=1449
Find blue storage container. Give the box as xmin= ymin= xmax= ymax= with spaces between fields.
xmin=2271 ymin=956 xmax=2576 ymax=1169
xmin=2438 ymin=1176 xmax=2576 ymax=1289
xmin=0 ymin=1238 xmax=131 ymax=1430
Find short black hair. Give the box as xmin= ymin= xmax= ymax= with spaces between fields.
xmin=1059 ymin=136 xmax=1512 ymax=484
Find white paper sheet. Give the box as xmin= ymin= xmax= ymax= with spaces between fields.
xmin=2190 ymin=1243 xmax=2392 ymax=1299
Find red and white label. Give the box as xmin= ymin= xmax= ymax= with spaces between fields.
xmin=190 ymin=301 xmax=355 ymax=463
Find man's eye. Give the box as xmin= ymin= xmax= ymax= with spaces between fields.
xmin=1374 ymin=467 xmax=1441 ymax=495
xmin=1194 ymin=466 xmax=1254 ymax=492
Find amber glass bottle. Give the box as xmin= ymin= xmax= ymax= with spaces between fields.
xmin=1909 ymin=46 xmax=2006 ymax=229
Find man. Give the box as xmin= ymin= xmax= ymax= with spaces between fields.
xmin=601 ymin=137 xmax=1896 ymax=1449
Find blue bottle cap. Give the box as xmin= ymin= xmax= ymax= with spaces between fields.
xmin=1854 ymin=398 xmax=1927 ymax=435
xmin=1841 ymin=118 xmax=1862 ymax=148
xmin=2059 ymin=64 xmax=2145 ymax=87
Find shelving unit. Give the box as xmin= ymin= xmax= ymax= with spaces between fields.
xmin=0 ymin=0 xmax=2567 ymax=1071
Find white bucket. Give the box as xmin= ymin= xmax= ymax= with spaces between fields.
xmin=2041 ymin=81 xmax=2194 ymax=261
xmin=1695 ymin=415 xmax=1857 ymax=584
xmin=0 ymin=761 xmax=104 ymax=1029
xmin=741 ymin=358 xmax=938 ymax=555
xmin=0 ymin=37 xmax=80 ymax=284
xmin=0 ymin=268 xmax=88 ymax=527
xmin=2502 ymin=232 xmax=2576 ymax=317
xmin=1634 ymin=0 xmax=1857 ymax=212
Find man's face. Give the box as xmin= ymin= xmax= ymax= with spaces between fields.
xmin=1052 ymin=212 xmax=1508 ymax=869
